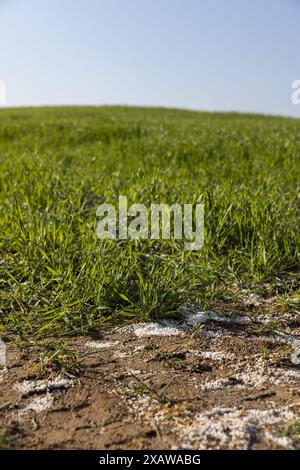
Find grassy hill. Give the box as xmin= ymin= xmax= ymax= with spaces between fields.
xmin=0 ymin=106 xmax=299 ymax=338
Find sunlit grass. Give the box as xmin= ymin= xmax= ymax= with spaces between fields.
xmin=0 ymin=106 xmax=299 ymax=338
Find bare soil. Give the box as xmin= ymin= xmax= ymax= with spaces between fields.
xmin=1 ymin=309 xmax=300 ymax=450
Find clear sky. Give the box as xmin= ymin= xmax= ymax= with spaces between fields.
xmin=1 ymin=0 xmax=300 ymax=116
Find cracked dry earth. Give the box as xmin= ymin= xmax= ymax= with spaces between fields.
xmin=1 ymin=306 xmax=300 ymax=450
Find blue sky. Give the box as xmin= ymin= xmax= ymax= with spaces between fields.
xmin=0 ymin=0 xmax=300 ymax=116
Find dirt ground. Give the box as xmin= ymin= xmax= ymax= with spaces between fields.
xmin=1 ymin=303 xmax=300 ymax=450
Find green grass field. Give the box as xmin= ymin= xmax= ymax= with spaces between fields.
xmin=0 ymin=106 xmax=299 ymax=339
